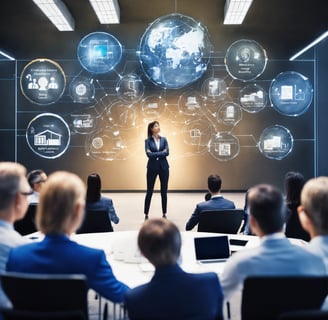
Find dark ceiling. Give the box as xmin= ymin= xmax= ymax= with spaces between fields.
xmin=0 ymin=0 xmax=327 ymax=60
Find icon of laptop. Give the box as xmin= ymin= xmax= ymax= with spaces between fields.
xmin=194 ymin=235 xmax=231 ymax=263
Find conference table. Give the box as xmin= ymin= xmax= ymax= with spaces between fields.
xmin=25 ymin=231 xmax=306 ymax=319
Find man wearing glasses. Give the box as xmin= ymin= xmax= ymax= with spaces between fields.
xmin=27 ymin=169 xmax=47 ymax=204
xmin=0 ymin=161 xmax=32 ymax=309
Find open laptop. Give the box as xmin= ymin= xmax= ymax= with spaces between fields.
xmin=194 ymin=235 xmax=231 ymax=263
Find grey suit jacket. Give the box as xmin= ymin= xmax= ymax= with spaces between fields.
xmin=185 ymin=196 xmax=235 ymax=230
xmin=220 ymin=234 xmax=327 ymax=301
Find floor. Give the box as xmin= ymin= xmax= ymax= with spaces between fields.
xmin=88 ymin=191 xmax=246 ymax=319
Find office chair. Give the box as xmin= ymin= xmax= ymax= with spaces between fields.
xmin=197 ymin=209 xmax=246 ymax=234
xmin=241 ymin=276 xmax=328 ymax=320
xmin=1 ymin=272 xmax=89 ymax=320
xmin=76 ymin=209 xmax=113 ymax=234
xmin=279 ymin=309 xmax=328 ymax=320
xmin=14 ymin=204 xmax=37 ymax=235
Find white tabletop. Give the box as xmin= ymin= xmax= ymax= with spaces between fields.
xmin=69 ymin=231 xmax=260 ymax=288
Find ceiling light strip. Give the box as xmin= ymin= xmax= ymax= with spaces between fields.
xmin=32 ymin=0 xmax=75 ymax=31
xmin=224 ymin=0 xmax=253 ymax=25
xmin=89 ymin=0 xmax=120 ymax=24
xmin=290 ymin=31 xmax=328 ymax=61
xmin=0 ymin=50 xmax=15 ymax=61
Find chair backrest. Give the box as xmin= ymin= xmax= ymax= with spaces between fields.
xmin=76 ymin=210 xmax=113 ymax=234
xmin=1 ymin=272 xmax=89 ymax=320
xmin=197 ymin=209 xmax=245 ymax=234
xmin=279 ymin=309 xmax=328 ymax=320
xmin=14 ymin=204 xmax=37 ymax=235
xmin=241 ymin=276 xmax=328 ymax=320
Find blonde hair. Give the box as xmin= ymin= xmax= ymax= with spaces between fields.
xmin=0 ymin=162 xmax=26 ymax=210
xmin=301 ymin=176 xmax=328 ymax=234
xmin=36 ymin=171 xmax=85 ymax=234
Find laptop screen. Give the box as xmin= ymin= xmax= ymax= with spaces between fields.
xmin=194 ymin=236 xmax=230 ymax=262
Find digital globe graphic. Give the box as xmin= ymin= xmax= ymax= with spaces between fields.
xmin=225 ymin=39 xmax=267 ymax=81
xmin=26 ymin=113 xmax=70 ymax=159
xmin=258 ymin=125 xmax=294 ymax=160
xmin=208 ymin=132 xmax=240 ymax=161
xmin=138 ymin=13 xmax=212 ymax=89
xmin=20 ymin=58 xmax=66 ymax=105
xmin=269 ymin=71 xmax=313 ymax=116
xmin=77 ymin=32 xmax=123 ymax=74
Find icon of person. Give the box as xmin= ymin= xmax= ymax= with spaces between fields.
xmin=238 ymin=47 xmax=251 ymax=63
xmin=48 ymin=77 xmax=58 ymax=89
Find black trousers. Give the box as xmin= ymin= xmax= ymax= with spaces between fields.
xmin=144 ymin=167 xmax=169 ymax=215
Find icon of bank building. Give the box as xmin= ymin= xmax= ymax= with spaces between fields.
xmin=185 ymin=96 xmax=200 ymax=110
xmin=34 ymin=130 xmax=62 ymax=146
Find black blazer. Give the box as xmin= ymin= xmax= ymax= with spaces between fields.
xmin=145 ymin=136 xmax=169 ymax=171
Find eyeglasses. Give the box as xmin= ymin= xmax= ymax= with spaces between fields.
xmin=20 ymin=189 xmax=34 ymax=196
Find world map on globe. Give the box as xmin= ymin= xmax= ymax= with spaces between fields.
xmin=138 ymin=13 xmax=212 ymax=89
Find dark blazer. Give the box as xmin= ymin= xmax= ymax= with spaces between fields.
xmin=125 ymin=264 xmax=223 ymax=320
xmin=86 ymin=196 xmax=119 ymax=224
xmin=186 ymin=196 xmax=235 ymax=230
xmin=145 ymin=136 xmax=169 ymax=171
xmin=6 ymin=234 xmax=129 ymax=303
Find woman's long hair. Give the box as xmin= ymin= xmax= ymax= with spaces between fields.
xmin=147 ymin=121 xmax=159 ymax=138
xmin=285 ymin=171 xmax=305 ymax=207
xmin=86 ymin=173 xmax=101 ymax=202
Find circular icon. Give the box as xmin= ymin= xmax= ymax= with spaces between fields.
xmin=239 ymin=83 xmax=267 ymax=113
xmin=178 ymin=91 xmax=204 ymax=116
xmin=182 ymin=119 xmax=213 ymax=146
xmin=106 ymin=101 xmax=136 ymax=128
xmin=26 ymin=113 xmax=70 ymax=159
xmin=217 ymin=102 xmax=242 ymax=126
xmin=69 ymin=76 xmax=95 ymax=103
xmin=201 ymin=77 xmax=227 ymax=102
xmin=20 ymin=58 xmax=66 ymax=105
xmin=208 ymin=132 xmax=240 ymax=161
xmin=85 ymin=128 xmax=127 ymax=161
xmin=141 ymin=96 xmax=166 ymax=118
xmin=138 ymin=13 xmax=212 ymax=89
xmin=116 ymin=74 xmax=144 ymax=103
xmin=258 ymin=125 xmax=294 ymax=160
xmin=70 ymin=108 xmax=100 ymax=135
xmin=225 ymin=39 xmax=267 ymax=81
xmin=77 ymin=32 xmax=123 ymax=74
xmin=269 ymin=71 xmax=313 ymax=116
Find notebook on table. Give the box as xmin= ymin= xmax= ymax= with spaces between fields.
xmin=194 ymin=235 xmax=231 ymax=263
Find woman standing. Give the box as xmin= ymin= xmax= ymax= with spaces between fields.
xmin=144 ymin=121 xmax=169 ymax=220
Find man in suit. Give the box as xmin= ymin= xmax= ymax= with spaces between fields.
xmin=26 ymin=169 xmax=47 ymax=204
xmin=185 ymin=174 xmax=235 ymax=230
xmin=220 ymin=184 xmax=326 ymax=302
xmin=0 ymin=162 xmax=31 ymax=308
xmin=125 ymin=218 xmax=223 ymax=320
xmin=6 ymin=171 xmax=129 ymax=303
xmin=298 ymin=176 xmax=328 ymax=269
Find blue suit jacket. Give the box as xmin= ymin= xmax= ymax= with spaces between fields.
xmin=86 ymin=196 xmax=119 ymax=224
xmin=185 ymin=196 xmax=235 ymax=230
xmin=125 ymin=264 xmax=223 ymax=320
xmin=6 ymin=234 xmax=129 ymax=303
xmin=145 ymin=136 xmax=169 ymax=171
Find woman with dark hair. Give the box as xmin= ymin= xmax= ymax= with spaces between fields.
xmin=86 ymin=173 xmax=119 ymax=224
xmin=284 ymin=171 xmax=310 ymax=241
xmin=144 ymin=121 xmax=169 ymax=220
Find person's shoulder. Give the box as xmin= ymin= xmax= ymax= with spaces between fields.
xmin=100 ymin=196 xmax=112 ymax=204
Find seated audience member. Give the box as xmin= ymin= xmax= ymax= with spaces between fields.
xmin=284 ymin=171 xmax=310 ymax=241
xmin=185 ymin=174 xmax=235 ymax=230
xmin=125 ymin=218 xmax=223 ymax=320
xmin=220 ymin=184 xmax=326 ymax=302
xmin=7 ymin=171 xmax=129 ymax=303
xmin=298 ymin=176 xmax=328 ymax=269
xmin=0 ymin=162 xmax=31 ymax=308
xmin=86 ymin=173 xmax=119 ymax=224
xmin=26 ymin=169 xmax=47 ymax=204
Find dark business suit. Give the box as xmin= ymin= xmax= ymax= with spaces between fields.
xmin=6 ymin=234 xmax=129 ymax=303
xmin=125 ymin=264 xmax=223 ymax=320
xmin=144 ymin=135 xmax=169 ymax=215
xmin=185 ymin=196 xmax=235 ymax=230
